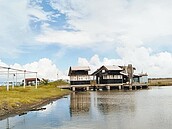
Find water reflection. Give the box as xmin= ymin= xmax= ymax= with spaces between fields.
xmin=70 ymin=91 xmax=136 ymax=115
xmin=6 ymin=118 xmax=9 ymax=129
xmin=70 ymin=92 xmax=90 ymax=115
xmin=96 ymin=91 xmax=136 ymax=114
xmin=2 ymin=87 xmax=172 ymax=129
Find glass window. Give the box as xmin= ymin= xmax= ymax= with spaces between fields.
xmin=103 ymin=75 xmax=107 ymax=79
xmin=102 ymin=70 xmax=105 ymax=73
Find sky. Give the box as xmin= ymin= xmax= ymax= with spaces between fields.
xmin=1 ymin=0 xmax=172 ymax=81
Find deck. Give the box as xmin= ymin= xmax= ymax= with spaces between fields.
xmin=58 ymin=83 xmax=148 ymax=91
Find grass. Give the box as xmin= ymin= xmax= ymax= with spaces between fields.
xmin=0 ymin=80 xmax=70 ymax=113
xmin=148 ymin=82 xmax=172 ymax=86
xmin=148 ymin=78 xmax=172 ymax=86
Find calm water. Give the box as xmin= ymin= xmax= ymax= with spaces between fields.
xmin=1 ymin=86 xmax=172 ymax=129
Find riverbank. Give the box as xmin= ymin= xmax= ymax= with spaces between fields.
xmin=148 ymin=78 xmax=172 ymax=86
xmin=0 ymin=81 xmax=70 ymax=120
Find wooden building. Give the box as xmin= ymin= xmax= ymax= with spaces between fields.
xmin=23 ymin=78 xmax=40 ymax=86
xmin=66 ymin=64 xmax=148 ymax=91
xmin=133 ymin=73 xmax=148 ymax=84
xmin=68 ymin=66 xmax=91 ymax=86
xmin=119 ymin=64 xmax=136 ymax=83
xmin=91 ymin=65 xmax=123 ymax=85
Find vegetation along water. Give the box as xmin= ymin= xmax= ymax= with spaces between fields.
xmin=0 ymin=80 xmax=70 ymax=119
xmin=1 ymin=86 xmax=172 ymax=129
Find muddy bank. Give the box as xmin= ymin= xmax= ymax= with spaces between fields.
xmin=0 ymin=93 xmax=70 ymax=120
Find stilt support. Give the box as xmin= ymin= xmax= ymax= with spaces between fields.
xmin=72 ymin=86 xmax=75 ymax=91
xmin=106 ymin=86 xmax=110 ymax=90
xmin=129 ymin=85 xmax=132 ymax=90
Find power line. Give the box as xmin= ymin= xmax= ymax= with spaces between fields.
xmin=0 ymin=66 xmax=37 ymax=73
xmin=0 ymin=65 xmax=38 ymax=91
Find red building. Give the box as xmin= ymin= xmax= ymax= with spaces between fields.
xmin=23 ymin=78 xmax=40 ymax=86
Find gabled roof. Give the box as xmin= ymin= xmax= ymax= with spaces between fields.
xmin=134 ymin=73 xmax=148 ymax=77
xmin=68 ymin=66 xmax=90 ymax=76
xmin=119 ymin=65 xmax=136 ymax=70
xmin=92 ymin=65 xmax=123 ymax=75
xmin=24 ymin=78 xmax=40 ymax=82
xmin=121 ymin=72 xmax=148 ymax=77
xmin=70 ymin=66 xmax=90 ymax=71
xmin=105 ymin=65 xmax=123 ymax=71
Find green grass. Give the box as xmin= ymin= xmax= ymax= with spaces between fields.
xmin=148 ymin=78 xmax=172 ymax=86
xmin=148 ymin=82 xmax=172 ymax=86
xmin=0 ymin=80 xmax=70 ymax=111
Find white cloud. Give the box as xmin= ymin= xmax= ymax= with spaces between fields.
xmin=36 ymin=0 xmax=172 ymax=49
xmin=78 ymin=52 xmax=172 ymax=78
xmin=36 ymin=28 xmax=93 ymax=46
xmin=34 ymin=0 xmax=172 ymax=78
xmin=0 ymin=58 xmax=68 ymax=82
xmin=0 ymin=0 xmax=30 ymax=56
xmin=1 ymin=0 xmax=172 ymax=79
xmin=0 ymin=0 xmax=51 ymax=57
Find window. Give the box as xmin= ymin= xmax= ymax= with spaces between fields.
xmin=114 ymin=75 xmax=117 ymax=79
xmin=103 ymin=75 xmax=107 ymax=79
xmin=116 ymin=75 xmax=122 ymax=79
xmin=70 ymin=76 xmax=77 ymax=81
xmin=110 ymin=75 xmax=113 ymax=79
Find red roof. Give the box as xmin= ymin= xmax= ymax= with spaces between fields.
xmin=25 ymin=78 xmax=40 ymax=81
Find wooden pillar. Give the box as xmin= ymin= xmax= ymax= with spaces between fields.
xmin=15 ymin=72 xmax=17 ymax=86
xmin=12 ymin=74 xmax=15 ymax=89
xmin=23 ymin=70 xmax=26 ymax=88
xmin=106 ymin=86 xmax=110 ymax=90
xmin=129 ymin=85 xmax=132 ymax=90
xmin=35 ymin=72 xmax=38 ymax=89
xmin=72 ymin=86 xmax=75 ymax=91
xmin=7 ymin=68 xmax=10 ymax=91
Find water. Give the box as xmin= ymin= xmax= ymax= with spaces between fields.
xmin=1 ymin=86 xmax=172 ymax=129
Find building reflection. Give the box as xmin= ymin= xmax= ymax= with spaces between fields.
xmin=96 ymin=92 xmax=136 ymax=114
xmin=70 ymin=91 xmax=136 ymax=117
xmin=70 ymin=92 xmax=91 ymax=115
xmin=6 ymin=118 xmax=9 ymax=129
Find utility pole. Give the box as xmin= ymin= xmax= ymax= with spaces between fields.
xmin=24 ymin=70 xmax=26 ymax=88
xmin=35 ymin=72 xmax=38 ymax=89
xmin=12 ymin=74 xmax=15 ymax=89
xmin=15 ymin=72 xmax=17 ymax=86
xmin=7 ymin=67 xmax=10 ymax=91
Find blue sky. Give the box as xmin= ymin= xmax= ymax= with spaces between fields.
xmin=1 ymin=0 xmax=172 ymax=79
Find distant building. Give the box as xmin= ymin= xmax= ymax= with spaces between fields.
xmin=133 ymin=73 xmax=148 ymax=84
xmin=23 ymin=78 xmax=40 ymax=86
xmin=68 ymin=66 xmax=91 ymax=85
xmin=91 ymin=65 xmax=123 ymax=85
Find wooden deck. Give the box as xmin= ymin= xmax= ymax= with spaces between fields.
xmin=58 ymin=85 xmax=71 ymax=89
xmin=58 ymin=83 xmax=148 ymax=91
xmin=95 ymin=83 xmax=123 ymax=87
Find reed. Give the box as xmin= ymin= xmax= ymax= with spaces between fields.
xmin=148 ymin=78 xmax=172 ymax=86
